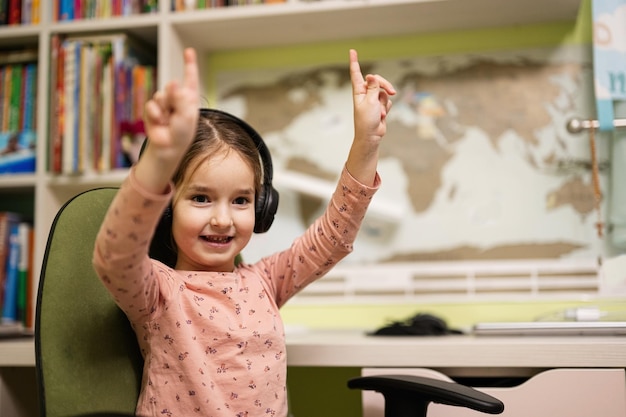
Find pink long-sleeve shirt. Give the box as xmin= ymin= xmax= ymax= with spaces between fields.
xmin=93 ymin=165 xmax=379 ymax=417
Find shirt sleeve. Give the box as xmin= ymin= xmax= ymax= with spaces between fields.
xmin=248 ymin=165 xmax=381 ymax=307
xmin=92 ymin=167 xmax=175 ymax=322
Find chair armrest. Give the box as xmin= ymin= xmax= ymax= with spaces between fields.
xmin=348 ymin=374 xmax=504 ymax=417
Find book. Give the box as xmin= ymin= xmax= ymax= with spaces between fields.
xmin=59 ymin=0 xmax=73 ymax=21
xmin=21 ymin=0 xmax=31 ymax=24
xmin=7 ymin=63 xmax=23 ymax=131
xmin=16 ymin=222 xmax=30 ymax=325
xmin=0 ymin=50 xmax=37 ymax=174
xmin=78 ymin=41 xmax=90 ymax=173
xmin=2 ymin=222 xmax=20 ymax=322
xmin=1 ymin=65 xmax=10 ymax=131
xmin=91 ymin=42 xmax=103 ymax=171
xmin=48 ymin=34 xmax=63 ymax=173
xmin=22 ymin=62 xmax=37 ymax=132
xmin=24 ymin=223 xmax=34 ymax=329
xmin=31 ymin=0 xmax=38 ymax=23
xmin=7 ymin=0 xmax=20 ymax=25
xmin=62 ymin=38 xmax=78 ymax=174
xmin=100 ymin=51 xmax=113 ymax=172
xmin=0 ymin=212 xmax=21 ymax=314
xmin=0 ymin=131 xmax=36 ymax=173
xmin=0 ymin=67 xmax=5 ymax=130
xmin=0 ymin=0 xmax=8 ymax=25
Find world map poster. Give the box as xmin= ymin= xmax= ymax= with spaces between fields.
xmin=216 ymin=46 xmax=610 ymax=265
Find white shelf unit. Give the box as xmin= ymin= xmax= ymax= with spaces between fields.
xmin=0 ymin=1 xmax=582 ymax=416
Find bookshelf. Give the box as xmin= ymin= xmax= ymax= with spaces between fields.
xmin=0 ymin=0 xmax=582 ymax=416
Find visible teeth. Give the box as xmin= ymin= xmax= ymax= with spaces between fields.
xmin=206 ymin=236 xmax=230 ymax=243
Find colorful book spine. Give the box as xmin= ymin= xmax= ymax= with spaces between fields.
xmin=16 ymin=222 xmax=30 ymax=324
xmin=31 ymin=0 xmax=39 ymax=23
xmin=0 ymin=0 xmax=8 ymax=25
xmin=1 ymin=219 xmax=20 ymax=322
xmin=1 ymin=65 xmax=10 ymax=131
xmin=8 ymin=0 xmax=21 ymax=25
xmin=24 ymin=224 xmax=34 ymax=328
xmin=22 ymin=62 xmax=36 ymax=132
xmin=0 ymin=67 xmax=5 ymax=130
xmin=0 ymin=213 xmax=19 ymax=307
xmin=62 ymin=39 xmax=77 ymax=174
xmin=20 ymin=0 xmax=30 ymax=24
xmin=7 ymin=63 xmax=22 ymax=131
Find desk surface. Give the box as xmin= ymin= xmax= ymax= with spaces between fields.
xmin=2 ymin=331 xmax=625 ymax=369
xmin=285 ymin=329 xmax=626 ymax=370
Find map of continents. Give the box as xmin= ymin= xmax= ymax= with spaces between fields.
xmin=217 ymin=46 xmax=607 ymax=264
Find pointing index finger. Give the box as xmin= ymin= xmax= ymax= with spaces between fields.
xmin=183 ymin=48 xmax=199 ymax=91
xmin=349 ymin=49 xmax=365 ymax=89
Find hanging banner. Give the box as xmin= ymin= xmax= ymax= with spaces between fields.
xmin=592 ymin=0 xmax=626 ymax=131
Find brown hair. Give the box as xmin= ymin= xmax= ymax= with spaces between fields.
xmin=171 ymin=110 xmax=263 ymax=206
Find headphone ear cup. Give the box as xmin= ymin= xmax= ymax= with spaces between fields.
xmin=254 ymin=184 xmax=279 ymax=233
xmin=149 ymin=205 xmax=177 ymax=268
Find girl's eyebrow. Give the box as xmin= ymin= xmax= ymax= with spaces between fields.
xmin=186 ymin=184 xmax=255 ymax=195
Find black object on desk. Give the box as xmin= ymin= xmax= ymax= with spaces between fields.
xmin=369 ymin=313 xmax=463 ymax=336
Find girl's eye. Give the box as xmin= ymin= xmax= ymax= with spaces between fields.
xmin=192 ymin=195 xmax=210 ymax=203
xmin=234 ymin=197 xmax=251 ymax=205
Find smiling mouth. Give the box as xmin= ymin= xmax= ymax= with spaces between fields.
xmin=202 ymin=235 xmax=233 ymax=244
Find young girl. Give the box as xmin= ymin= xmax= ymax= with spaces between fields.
xmin=93 ymin=48 xmax=395 ymax=417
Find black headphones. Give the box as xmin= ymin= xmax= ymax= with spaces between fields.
xmin=144 ymin=108 xmax=279 ymax=267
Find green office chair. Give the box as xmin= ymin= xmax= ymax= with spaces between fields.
xmin=35 ymin=187 xmax=143 ymax=417
xmin=35 ymin=187 xmax=504 ymax=417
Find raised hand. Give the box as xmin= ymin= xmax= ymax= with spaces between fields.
xmin=136 ymin=48 xmax=200 ymax=193
xmin=346 ymin=49 xmax=396 ymax=186
xmin=349 ymin=49 xmax=395 ymax=144
xmin=143 ymin=48 xmax=200 ymax=155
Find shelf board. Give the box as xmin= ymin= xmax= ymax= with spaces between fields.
xmin=46 ymin=170 xmax=128 ymax=189
xmin=49 ymin=16 xmax=159 ymax=47
xmin=0 ymin=338 xmax=34 ymax=366
xmin=0 ymin=24 xmax=39 ymax=47
xmin=0 ymin=174 xmax=37 ymax=190
xmin=170 ymin=0 xmax=582 ymax=52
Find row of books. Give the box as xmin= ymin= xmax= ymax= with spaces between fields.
xmin=0 ymin=50 xmax=38 ymax=174
xmin=48 ymin=33 xmax=157 ymax=174
xmin=172 ymin=0 xmax=286 ymax=10
xmin=2 ymin=0 xmax=292 ymax=25
xmin=0 ymin=212 xmax=35 ymax=333
xmin=0 ymin=0 xmax=40 ymax=26
xmin=54 ymin=0 xmax=157 ymax=21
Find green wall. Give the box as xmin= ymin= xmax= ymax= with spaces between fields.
xmin=206 ymin=0 xmax=591 ymax=91
xmin=204 ymin=2 xmax=600 ymax=416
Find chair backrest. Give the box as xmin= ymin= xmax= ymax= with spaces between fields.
xmin=35 ymin=188 xmax=144 ymax=417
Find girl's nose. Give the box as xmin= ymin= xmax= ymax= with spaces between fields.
xmin=210 ymin=207 xmax=233 ymax=228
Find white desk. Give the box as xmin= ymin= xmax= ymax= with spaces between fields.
xmin=1 ymin=331 xmax=625 ymax=368
xmin=285 ymin=329 xmax=626 ymax=375
xmin=285 ymin=330 xmax=626 ymax=417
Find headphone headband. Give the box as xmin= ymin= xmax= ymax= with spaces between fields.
xmin=199 ymin=108 xmax=274 ymax=194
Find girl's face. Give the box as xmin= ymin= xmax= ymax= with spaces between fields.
xmin=172 ymin=149 xmax=256 ymax=272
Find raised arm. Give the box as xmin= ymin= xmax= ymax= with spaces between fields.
xmin=134 ymin=48 xmax=200 ymax=194
xmin=346 ymin=49 xmax=396 ymax=187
